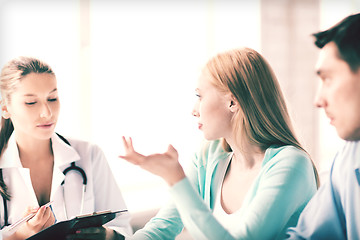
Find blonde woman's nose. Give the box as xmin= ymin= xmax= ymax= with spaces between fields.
xmin=192 ymin=108 xmax=199 ymax=117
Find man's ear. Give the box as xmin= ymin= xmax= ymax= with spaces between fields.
xmin=1 ymin=100 xmax=10 ymax=119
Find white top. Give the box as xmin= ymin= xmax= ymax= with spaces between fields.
xmin=213 ymin=153 xmax=243 ymax=236
xmin=0 ymin=133 xmax=133 ymax=239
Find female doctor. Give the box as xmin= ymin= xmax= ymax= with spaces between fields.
xmin=0 ymin=56 xmax=132 ymax=240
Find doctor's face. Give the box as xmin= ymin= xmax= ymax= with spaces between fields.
xmin=192 ymin=70 xmax=234 ymax=140
xmin=3 ymin=73 xmax=60 ymax=141
xmin=314 ymin=42 xmax=360 ymax=141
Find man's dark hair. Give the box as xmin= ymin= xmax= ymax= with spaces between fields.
xmin=313 ymin=13 xmax=360 ymax=72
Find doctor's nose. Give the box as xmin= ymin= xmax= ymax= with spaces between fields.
xmin=40 ymin=103 xmax=52 ymax=118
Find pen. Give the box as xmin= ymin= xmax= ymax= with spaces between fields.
xmin=6 ymin=201 xmax=54 ymax=232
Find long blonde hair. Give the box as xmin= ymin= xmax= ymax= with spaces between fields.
xmin=205 ymin=47 xmax=319 ymax=186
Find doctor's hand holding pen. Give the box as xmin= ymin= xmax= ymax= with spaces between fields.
xmin=119 ymin=136 xmax=186 ymax=186
xmin=4 ymin=204 xmax=54 ymax=240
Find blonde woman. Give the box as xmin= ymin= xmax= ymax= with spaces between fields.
xmin=121 ymin=48 xmax=318 ymax=240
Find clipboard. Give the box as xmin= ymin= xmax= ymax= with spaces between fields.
xmin=26 ymin=209 xmax=127 ymax=240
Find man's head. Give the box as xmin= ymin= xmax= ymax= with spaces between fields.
xmin=314 ymin=13 xmax=360 ymax=141
xmin=313 ymin=13 xmax=360 ymax=72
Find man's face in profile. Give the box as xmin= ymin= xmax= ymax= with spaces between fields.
xmin=314 ymin=41 xmax=360 ymax=141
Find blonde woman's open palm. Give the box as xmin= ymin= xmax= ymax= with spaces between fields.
xmin=119 ymin=136 xmax=185 ymax=186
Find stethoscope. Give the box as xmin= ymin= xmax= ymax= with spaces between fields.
xmin=56 ymin=134 xmax=88 ymax=219
xmin=1 ymin=134 xmax=88 ymax=227
xmin=61 ymin=161 xmax=87 ymax=219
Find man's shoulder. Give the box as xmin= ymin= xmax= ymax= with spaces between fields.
xmin=333 ymin=140 xmax=360 ymax=172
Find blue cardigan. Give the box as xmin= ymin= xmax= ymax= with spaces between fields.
xmin=133 ymin=140 xmax=317 ymax=240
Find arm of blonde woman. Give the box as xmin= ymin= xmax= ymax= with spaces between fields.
xmin=119 ymin=136 xmax=186 ymax=186
xmin=5 ymin=205 xmax=55 ymax=240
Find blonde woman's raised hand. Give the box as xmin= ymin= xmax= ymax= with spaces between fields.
xmin=119 ymin=136 xmax=186 ymax=186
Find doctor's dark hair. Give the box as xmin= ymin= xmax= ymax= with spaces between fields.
xmin=205 ymin=47 xmax=319 ymax=187
xmin=0 ymin=56 xmax=55 ymax=200
xmin=313 ymin=13 xmax=360 ymax=72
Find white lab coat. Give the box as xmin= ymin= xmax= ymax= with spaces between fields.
xmin=0 ymin=133 xmax=133 ymax=239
